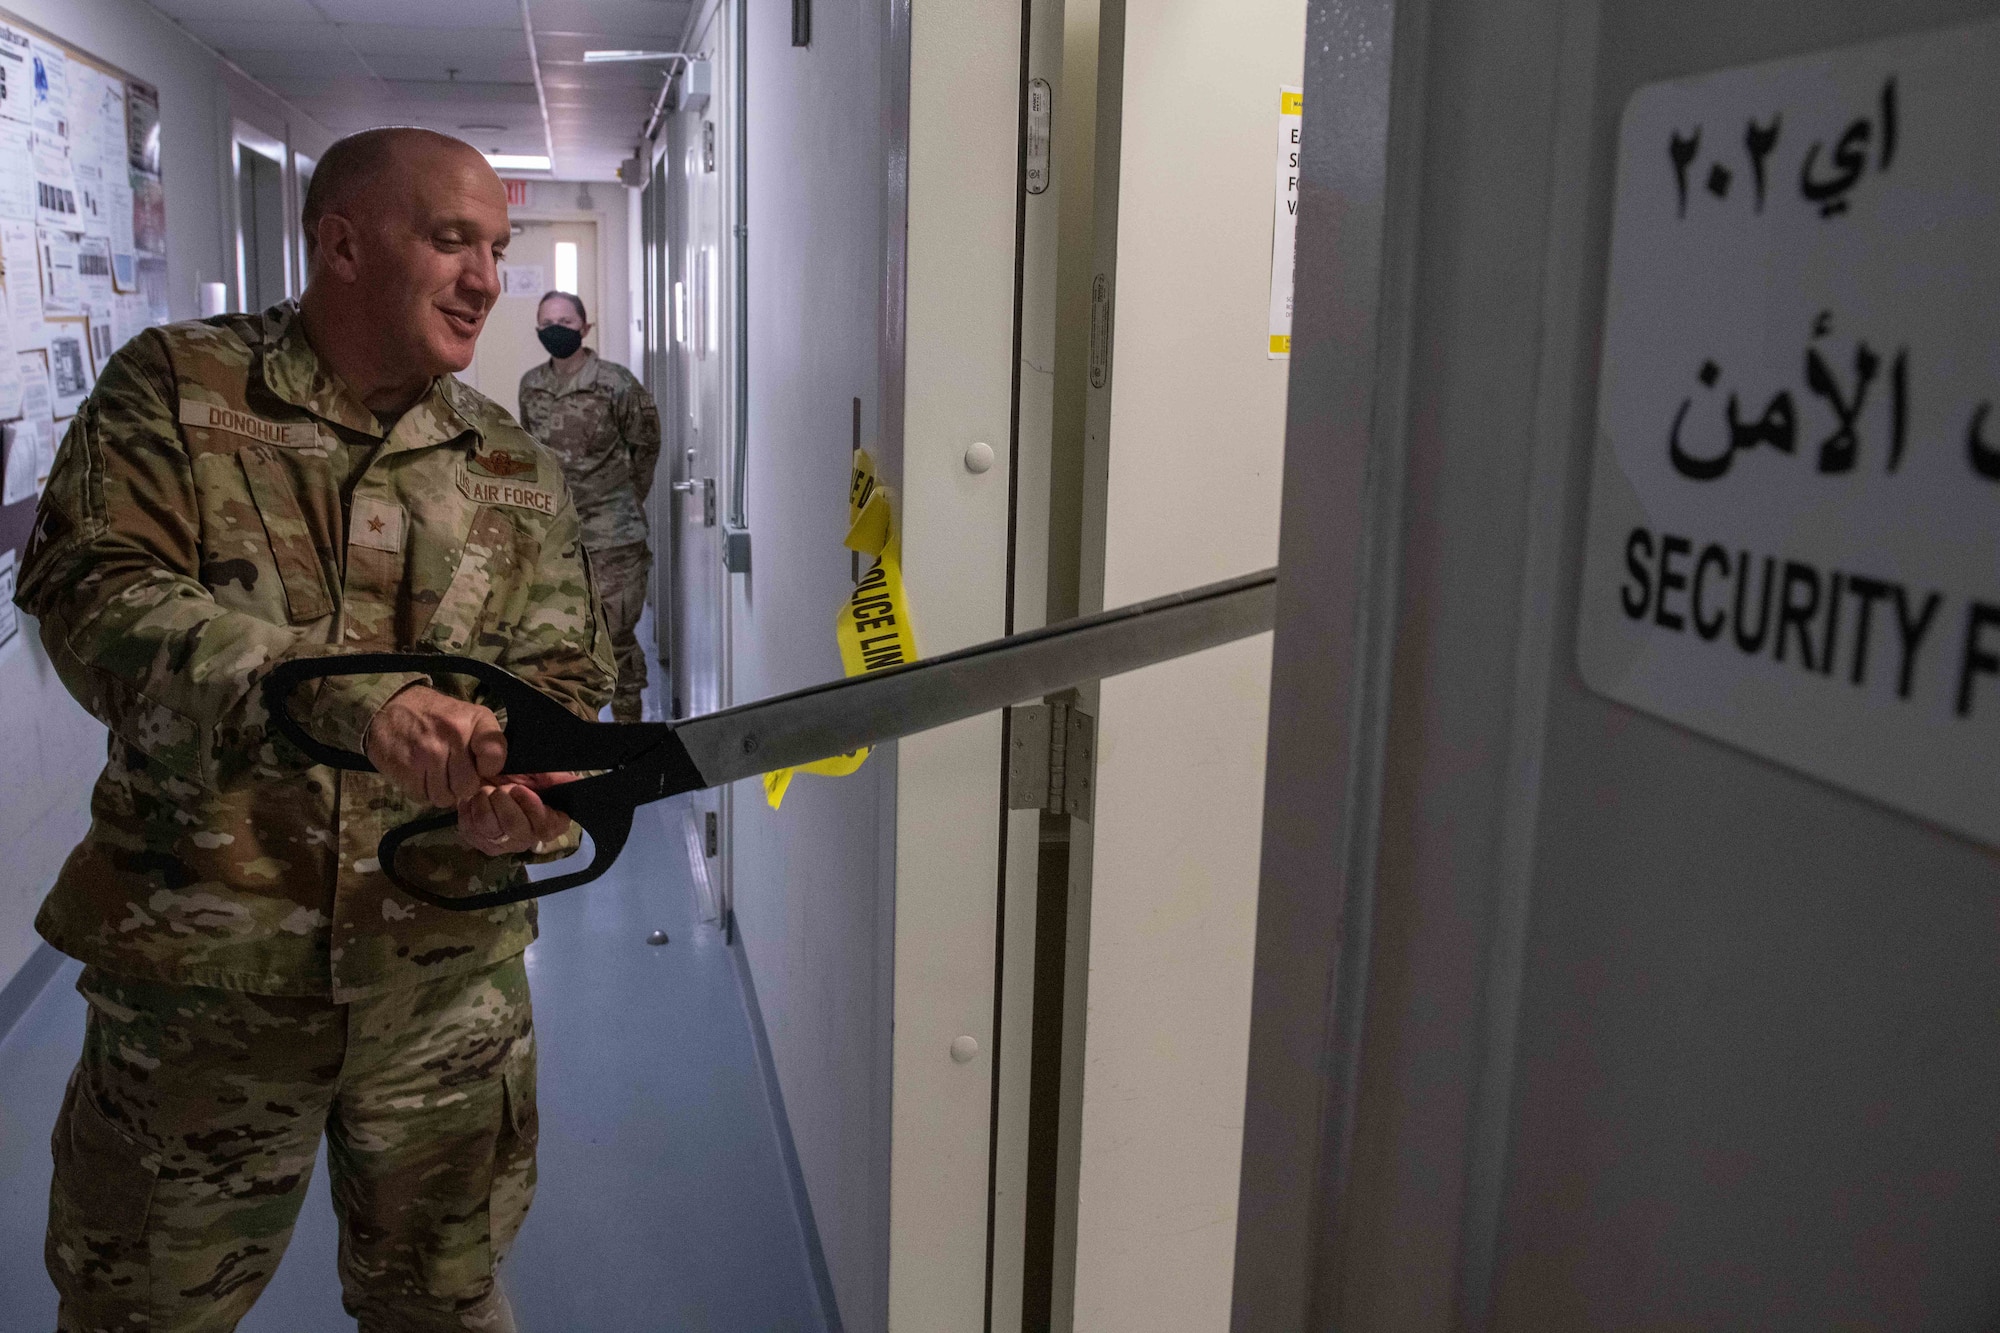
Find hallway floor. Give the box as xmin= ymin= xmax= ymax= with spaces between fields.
xmin=0 ymin=627 xmax=832 ymax=1330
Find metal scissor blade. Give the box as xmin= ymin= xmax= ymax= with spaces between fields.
xmin=671 ymin=567 xmax=1276 ymax=789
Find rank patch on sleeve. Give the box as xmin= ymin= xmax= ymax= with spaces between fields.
xmin=350 ymin=496 xmax=407 ymax=553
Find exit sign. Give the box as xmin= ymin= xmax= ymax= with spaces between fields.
xmin=504 ymin=179 xmax=530 ymax=207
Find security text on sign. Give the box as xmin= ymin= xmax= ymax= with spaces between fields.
xmin=1576 ymin=18 xmax=2000 ymax=852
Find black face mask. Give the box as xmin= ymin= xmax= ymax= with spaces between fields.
xmin=538 ymin=324 xmax=585 ymax=359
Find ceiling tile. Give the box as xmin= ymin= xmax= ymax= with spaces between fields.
xmin=314 ymin=0 xmax=522 ymax=28
xmin=333 ymin=25 xmax=527 ymax=58
xmin=545 ymin=92 xmax=650 ymax=111
xmin=147 ymin=0 xmax=326 ymax=23
xmin=223 ymin=49 xmax=383 ymax=81
xmin=188 ymin=20 xmax=340 ymax=53
xmin=527 ymin=0 xmax=688 ymax=40
xmin=377 ymin=79 xmax=540 ymax=105
xmin=361 ymin=53 xmax=535 ymax=82
xmin=223 ymin=50 xmax=376 ymax=83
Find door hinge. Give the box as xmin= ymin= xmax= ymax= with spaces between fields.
xmin=704 ymin=810 xmax=719 ymax=858
xmin=1008 ymin=700 xmax=1096 ymax=822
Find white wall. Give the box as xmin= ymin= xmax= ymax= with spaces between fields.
xmin=1070 ymin=0 xmax=1302 ymax=1326
xmin=0 ymin=0 xmax=334 ymax=992
xmin=729 ymin=1 xmax=891 ymax=1327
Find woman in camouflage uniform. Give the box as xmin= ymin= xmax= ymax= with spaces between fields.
xmin=518 ymin=294 xmax=662 ymax=724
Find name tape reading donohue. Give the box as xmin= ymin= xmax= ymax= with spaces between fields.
xmin=178 ymin=401 xmax=322 ymax=449
xmin=1577 ymin=18 xmax=2000 ymax=851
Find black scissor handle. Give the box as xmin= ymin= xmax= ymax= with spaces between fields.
xmin=377 ymin=770 xmax=640 ymax=910
xmin=262 ymin=652 xmax=683 ymax=911
xmin=262 ymin=652 xmax=646 ymax=774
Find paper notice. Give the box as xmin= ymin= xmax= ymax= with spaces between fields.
xmin=2 ymin=418 xmax=35 ymax=503
xmin=46 ymin=318 xmax=90 ymax=417
xmin=78 ymin=234 xmax=111 ymax=305
xmin=111 ymin=289 xmax=145 ymax=352
xmin=0 ymin=282 xmax=20 ymax=419
xmin=84 ymin=234 xmax=113 ymax=362
xmin=31 ymin=134 xmax=77 ymax=231
xmin=126 ymin=80 xmax=159 ymax=176
xmin=0 ymin=550 xmax=18 ymax=654
xmin=130 ymin=172 xmax=164 ymax=256
xmin=69 ymin=68 xmax=121 ymax=237
xmin=18 ymin=347 xmax=48 ymax=421
xmin=109 ymin=176 xmax=134 ymax=279
xmin=0 ymin=25 xmax=29 ymax=127
xmin=499 ymin=264 xmax=545 ymax=296
xmin=37 ymin=227 xmax=78 ymax=313
xmin=0 ymin=120 xmax=30 ymax=220
xmin=2 ymin=219 xmax=41 ymax=345
xmin=136 ymin=255 xmax=167 ymax=325
xmin=1268 ymin=86 xmax=1303 ymax=359
xmin=33 ymin=413 xmax=53 ymax=490
xmin=28 ymin=40 xmax=66 ymax=143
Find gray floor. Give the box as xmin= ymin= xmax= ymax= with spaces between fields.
xmin=0 ymin=626 xmax=833 ymax=1330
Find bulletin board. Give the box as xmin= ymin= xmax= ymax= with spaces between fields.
xmin=0 ymin=7 xmax=171 ymax=592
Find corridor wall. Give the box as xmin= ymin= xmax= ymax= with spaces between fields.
xmin=0 ymin=0 xmax=332 ymax=997
xmin=727 ymin=0 xmax=892 ymax=1327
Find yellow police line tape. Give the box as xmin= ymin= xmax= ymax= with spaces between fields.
xmin=763 ymin=448 xmax=919 ymax=809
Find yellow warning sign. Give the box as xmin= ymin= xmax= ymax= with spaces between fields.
xmin=764 ymin=449 xmax=920 ymax=808
xmin=1269 ymin=85 xmax=1303 ymax=360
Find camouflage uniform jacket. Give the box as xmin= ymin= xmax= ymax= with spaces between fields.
xmin=517 ymin=349 xmax=661 ymax=552
xmin=15 ymin=304 xmax=615 ymax=1002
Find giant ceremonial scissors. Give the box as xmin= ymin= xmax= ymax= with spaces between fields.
xmin=265 ymin=568 xmax=1275 ymax=912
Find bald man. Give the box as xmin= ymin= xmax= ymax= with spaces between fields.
xmin=17 ymin=128 xmax=612 ymax=1332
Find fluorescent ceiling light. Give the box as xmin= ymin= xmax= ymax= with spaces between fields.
xmin=483 ymin=153 xmax=551 ymax=171
xmin=583 ymin=49 xmax=689 ymax=63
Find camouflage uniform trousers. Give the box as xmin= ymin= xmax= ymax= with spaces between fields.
xmin=590 ymin=540 xmax=652 ymax=724
xmin=46 ymin=956 xmax=537 ymax=1333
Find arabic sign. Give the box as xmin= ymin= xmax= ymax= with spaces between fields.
xmin=1577 ymin=18 xmax=2000 ymax=851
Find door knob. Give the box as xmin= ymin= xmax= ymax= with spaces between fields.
xmin=672 ymin=476 xmax=718 ymax=527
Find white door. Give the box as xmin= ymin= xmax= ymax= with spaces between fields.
xmin=666 ymin=10 xmax=734 ymax=919
xmin=467 ymin=219 xmax=599 ymax=412
xmin=885 ymin=1 xmax=1035 ymax=1326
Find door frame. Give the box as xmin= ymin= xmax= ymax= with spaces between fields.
xmin=1228 ymin=0 xmax=1411 ymax=1325
xmin=229 ymin=119 xmax=297 ymax=313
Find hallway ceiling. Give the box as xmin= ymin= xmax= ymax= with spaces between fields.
xmin=144 ymin=0 xmax=693 ymax=180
